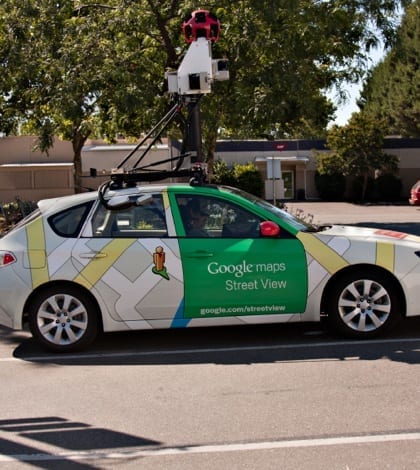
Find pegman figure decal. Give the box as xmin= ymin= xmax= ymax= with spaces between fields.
xmin=152 ymin=246 xmax=170 ymax=280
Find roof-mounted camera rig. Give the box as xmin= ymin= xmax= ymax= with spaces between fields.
xmin=94 ymin=9 xmax=229 ymax=202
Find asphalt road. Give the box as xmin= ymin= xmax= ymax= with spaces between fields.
xmin=1 ymin=318 xmax=420 ymax=469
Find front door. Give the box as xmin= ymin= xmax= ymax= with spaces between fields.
xmin=174 ymin=194 xmax=308 ymax=319
xmin=282 ymin=170 xmax=294 ymax=199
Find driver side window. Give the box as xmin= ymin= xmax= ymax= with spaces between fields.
xmin=175 ymin=195 xmax=262 ymax=238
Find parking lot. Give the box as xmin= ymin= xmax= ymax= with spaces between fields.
xmin=285 ymin=201 xmax=420 ymax=235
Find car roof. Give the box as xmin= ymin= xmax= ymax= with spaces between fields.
xmin=37 ymin=191 xmax=98 ymax=214
xmin=37 ymin=183 xmax=226 ymax=215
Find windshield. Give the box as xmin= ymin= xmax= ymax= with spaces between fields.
xmin=221 ymin=186 xmax=316 ymax=231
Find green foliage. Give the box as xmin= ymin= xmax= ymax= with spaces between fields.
xmin=233 ymin=162 xmax=264 ymax=197
xmin=375 ymin=173 xmax=403 ymax=201
xmin=316 ymin=151 xmax=345 ymax=176
xmin=212 ymin=160 xmax=264 ymax=197
xmin=324 ymin=114 xmax=398 ymax=200
xmin=211 ymin=159 xmax=236 ymax=186
xmin=314 ymin=172 xmax=346 ymax=200
xmin=350 ymin=176 xmax=376 ymax=202
xmin=348 ymin=173 xmax=402 ymax=202
xmin=359 ymin=1 xmax=420 ymax=137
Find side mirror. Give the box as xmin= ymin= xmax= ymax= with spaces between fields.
xmin=260 ymin=221 xmax=280 ymax=237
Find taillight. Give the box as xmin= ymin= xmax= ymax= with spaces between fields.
xmin=0 ymin=251 xmax=16 ymax=267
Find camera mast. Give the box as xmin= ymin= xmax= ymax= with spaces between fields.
xmin=92 ymin=9 xmax=229 ymax=192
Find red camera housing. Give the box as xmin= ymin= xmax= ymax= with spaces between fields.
xmin=182 ymin=9 xmax=220 ymax=43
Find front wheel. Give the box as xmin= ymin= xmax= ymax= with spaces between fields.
xmin=326 ymin=271 xmax=402 ymax=338
xmin=28 ymin=285 xmax=98 ymax=352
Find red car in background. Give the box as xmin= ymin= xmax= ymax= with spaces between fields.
xmin=409 ymin=180 xmax=420 ymax=205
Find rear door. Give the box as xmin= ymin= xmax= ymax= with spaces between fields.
xmin=71 ymin=191 xmax=184 ymax=323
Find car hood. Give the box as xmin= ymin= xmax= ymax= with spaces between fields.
xmin=319 ymin=224 xmax=420 ymax=246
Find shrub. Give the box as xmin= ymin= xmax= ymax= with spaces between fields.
xmin=211 ymin=159 xmax=236 ymax=186
xmin=314 ymin=172 xmax=346 ymax=200
xmin=212 ymin=160 xmax=264 ymax=197
xmin=350 ymin=176 xmax=376 ymax=202
xmin=375 ymin=173 xmax=402 ymax=201
xmin=233 ymin=163 xmax=264 ymax=197
xmin=0 ymin=198 xmax=37 ymax=235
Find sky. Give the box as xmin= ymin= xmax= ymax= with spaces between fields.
xmin=328 ymin=47 xmax=386 ymax=126
xmin=329 ymin=82 xmax=363 ymax=126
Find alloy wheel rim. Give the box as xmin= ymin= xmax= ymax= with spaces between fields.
xmin=338 ymin=279 xmax=391 ymax=332
xmin=37 ymin=293 xmax=88 ymax=345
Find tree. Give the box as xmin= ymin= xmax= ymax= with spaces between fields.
xmin=323 ymin=114 xmax=398 ymax=201
xmin=0 ymin=0 xmax=409 ymax=192
xmin=0 ymin=1 xmax=176 ymax=191
xmin=358 ymin=0 xmax=420 ymax=137
xmin=200 ymin=0 xmax=408 ymax=148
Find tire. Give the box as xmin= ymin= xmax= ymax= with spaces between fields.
xmin=28 ymin=285 xmax=98 ymax=352
xmin=326 ymin=270 xmax=402 ymax=339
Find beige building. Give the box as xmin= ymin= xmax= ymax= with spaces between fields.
xmin=0 ymin=136 xmax=73 ymax=202
xmin=201 ymin=138 xmax=420 ymax=201
xmin=0 ymin=136 xmax=171 ymax=202
xmin=0 ymin=135 xmax=419 ymax=203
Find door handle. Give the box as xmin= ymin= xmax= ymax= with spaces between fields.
xmin=79 ymin=251 xmax=107 ymax=259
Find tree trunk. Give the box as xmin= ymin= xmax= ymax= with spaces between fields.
xmin=361 ymin=173 xmax=369 ymax=201
xmin=72 ymin=133 xmax=88 ymax=194
xmin=204 ymin=130 xmax=218 ymax=182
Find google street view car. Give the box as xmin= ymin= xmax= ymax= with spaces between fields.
xmin=0 ymin=175 xmax=419 ymax=352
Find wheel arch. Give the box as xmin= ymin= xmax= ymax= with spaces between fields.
xmin=320 ymin=264 xmax=407 ymax=318
xmin=22 ymin=280 xmax=103 ymax=332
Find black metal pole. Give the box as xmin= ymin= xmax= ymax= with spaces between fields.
xmin=186 ymin=97 xmax=203 ymax=163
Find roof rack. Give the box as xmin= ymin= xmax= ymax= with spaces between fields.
xmin=90 ymin=96 xmax=203 ymax=181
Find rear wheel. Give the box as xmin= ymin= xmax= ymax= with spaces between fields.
xmin=28 ymin=285 xmax=98 ymax=352
xmin=326 ymin=270 xmax=402 ymax=338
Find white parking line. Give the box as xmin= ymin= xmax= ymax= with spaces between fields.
xmin=0 ymin=337 xmax=419 ymax=362
xmin=0 ymin=431 xmax=419 ymax=462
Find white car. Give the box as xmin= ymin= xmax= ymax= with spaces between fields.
xmin=0 ymin=183 xmax=419 ymax=352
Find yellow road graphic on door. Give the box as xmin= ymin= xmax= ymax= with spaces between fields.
xmin=74 ymin=239 xmax=136 ymax=289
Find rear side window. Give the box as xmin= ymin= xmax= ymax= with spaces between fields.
xmin=48 ymin=202 xmax=93 ymax=238
xmin=91 ymin=193 xmax=167 ymax=238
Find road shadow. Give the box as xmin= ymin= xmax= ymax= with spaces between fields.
xmin=12 ymin=318 xmax=420 ymax=367
xmin=0 ymin=325 xmax=31 ymax=349
xmin=0 ymin=416 xmax=160 ymax=468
